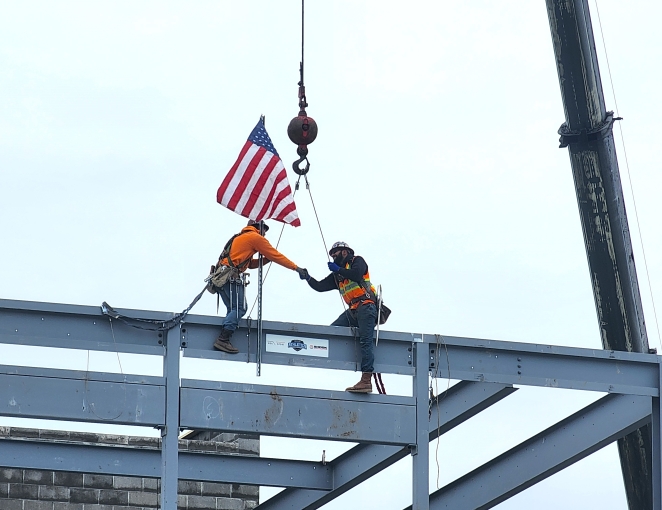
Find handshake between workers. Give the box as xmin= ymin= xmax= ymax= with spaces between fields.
xmin=207 ymin=219 xmax=383 ymax=394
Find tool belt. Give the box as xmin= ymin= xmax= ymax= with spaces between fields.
xmin=206 ymin=264 xmax=240 ymax=294
xmin=348 ymin=296 xmax=391 ymax=325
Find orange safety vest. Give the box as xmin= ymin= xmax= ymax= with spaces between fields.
xmin=338 ymin=261 xmax=377 ymax=310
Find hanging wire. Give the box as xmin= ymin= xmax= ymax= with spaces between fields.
xmin=593 ymin=0 xmax=662 ymax=352
xmin=246 ymin=179 xmax=332 ymax=315
xmin=83 ymin=317 xmax=128 ymax=421
xmin=301 ymin=174 xmax=331 ymax=261
xmin=243 ymin=174 xmax=360 ymax=364
xmin=299 ymin=174 xmax=361 ymax=349
xmin=430 ymin=334 xmax=451 ymax=489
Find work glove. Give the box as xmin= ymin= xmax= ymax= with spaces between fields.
xmin=327 ymin=262 xmax=341 ymax=272
xmin=296 ymin=267 xmax=310 ymax=280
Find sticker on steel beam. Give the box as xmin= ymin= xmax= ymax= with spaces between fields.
xmin=265 ymin=334 xmax=329 ymax=358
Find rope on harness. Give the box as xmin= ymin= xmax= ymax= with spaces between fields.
xmin=101 ymin=284 xmax=207 ymax=332
xmin=373 ymin=372 xmax=387 ymax=394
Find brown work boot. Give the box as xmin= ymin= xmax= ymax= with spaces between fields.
xmin=346 ymin=372 xmax=373 ymax=393
xmin=213 ymin=328 xmax=239 ymax=354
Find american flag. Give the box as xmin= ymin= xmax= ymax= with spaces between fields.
xmin=217 ymin=117 xmax=301 ymax=227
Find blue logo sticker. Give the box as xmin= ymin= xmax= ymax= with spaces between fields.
xmin=288 ymin=340 xmax=307 ymax=351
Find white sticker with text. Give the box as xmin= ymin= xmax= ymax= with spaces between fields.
xmin=265 ymin=334 xmax=329 ymax=358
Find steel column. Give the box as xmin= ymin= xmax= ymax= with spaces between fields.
xmin=412 ymin=338 xmax=430 ymax=509
xmin=653 ymin=363 xmax=662 ymax=510
xmin=161 ymin=326 xmax=180 ymax=510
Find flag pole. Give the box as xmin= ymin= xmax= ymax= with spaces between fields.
xmin=255 ymin=115 xmax=266 ymax=377
xmin=256 ymin=219 xmax=264 ymax=377
xmin=375 ymin=285 xmax=382 ymax=346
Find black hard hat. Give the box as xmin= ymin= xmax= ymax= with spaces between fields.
xmin=247 ymin=219 xmax=269 ymax=233
xmin=329 ymin=241 xmax=351 ymax=256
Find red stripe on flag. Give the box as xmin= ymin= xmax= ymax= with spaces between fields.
xmin=238 ymin=154 xmax=280 ymax=218
xmin=217 ymin=141 xmax=252 ymax=204
xmin=254 ymin=168 xmax=288 ymax=220
xmin=227 ymin=146 xmax=268 ymax=211
xmin=266 ymin=184 xmax=293 ymax=218
xmin=275 ymin=200 xmax=297 ymax=222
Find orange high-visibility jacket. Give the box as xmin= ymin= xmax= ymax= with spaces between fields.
xmin=219 ymin=226 xmax=297 ymax=272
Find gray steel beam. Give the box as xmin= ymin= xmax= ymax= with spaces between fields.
xmin=179 ymin=450 xmax=331 ymax=490
xmin=0 ymin=438 xmax=162 ymax=478
xmin=182 ymin=319 xmax=661 ymax=394
xmin=427 ymin=336 xmax=660 ymax=396
xmin=0 ymin=438 xmax=331 ymax=489
xmin=0 ymin=364 xmax=165 ymax=426
xmin=180 ymin=380 xmax=416 ymax=445
xmin=413 ymin=393 xmax=651 ymax=510
xmin=2 ymin=299 xmax=660 ymax=397
xmin=181 ymin=318 xmax=417 ymax=375
xmin=1 ymin=299 xmax=661 ymax=507
xmin=0 ymin=298 xmax=165 ymax=355
xmin=257 ymin=381 xmax=517 ymax=510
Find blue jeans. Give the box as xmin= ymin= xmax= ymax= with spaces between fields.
xmin=219 ymin=280 xmax=247 ymax=331
xmin=331 ymin=302 xmax=377 ymax=373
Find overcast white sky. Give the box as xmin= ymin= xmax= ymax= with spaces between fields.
xmin=1 ymin=1 xmax=661 ymax=509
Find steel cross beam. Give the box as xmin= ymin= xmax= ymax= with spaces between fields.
xmin=257 ymin=381 xmax=517 ymax=510
xmin=180 ymin=379 xmax=416 ymax=445
xmin=411 ymin=393 xmax=652 ymax=510
xmin=0 ymin=364 xmax=165 ymax=426
xmin=0 ymin=438 xmax=332 ymax=489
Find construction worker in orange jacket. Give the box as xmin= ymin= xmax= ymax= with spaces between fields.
xmin=303 ymin=241 xmax=378 ymax=393
xmin=212 ymin=219 xmax=308 ymax=353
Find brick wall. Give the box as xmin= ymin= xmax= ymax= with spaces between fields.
xmin=0 ymin=427 xmax=259 ymax=510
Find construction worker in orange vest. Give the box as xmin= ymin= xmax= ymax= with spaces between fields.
xmin=211 ymin=219 xmax=308 ymax=353
xmin=302 ymin=242 xmax=378 ymax=393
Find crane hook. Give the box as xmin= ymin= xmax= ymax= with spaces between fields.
xmin=292 ymin=145 xmax=310 ymax=175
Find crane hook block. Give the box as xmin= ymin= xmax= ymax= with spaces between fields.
xmin=287 ymin=112 xmax=318 ymax=146
xmin=292 ymin=145 xmax=310 ymax=176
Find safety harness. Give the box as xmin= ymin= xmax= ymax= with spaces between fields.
xmin=206 ymin=231 xmax=254 ymax=313
xmin=336 ymin=257 xmax=376 ymax=309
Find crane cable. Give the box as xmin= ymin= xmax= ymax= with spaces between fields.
xmin=246 ymin=0 xmax=375 ymax=382
xmin=593 ymin=1 xmax=662 ymax=352
xmin=243 ymin=175 xmax=365 ymax=371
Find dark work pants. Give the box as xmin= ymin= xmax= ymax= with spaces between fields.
xmin=331 ymin=302 xmax=377 ymax=373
